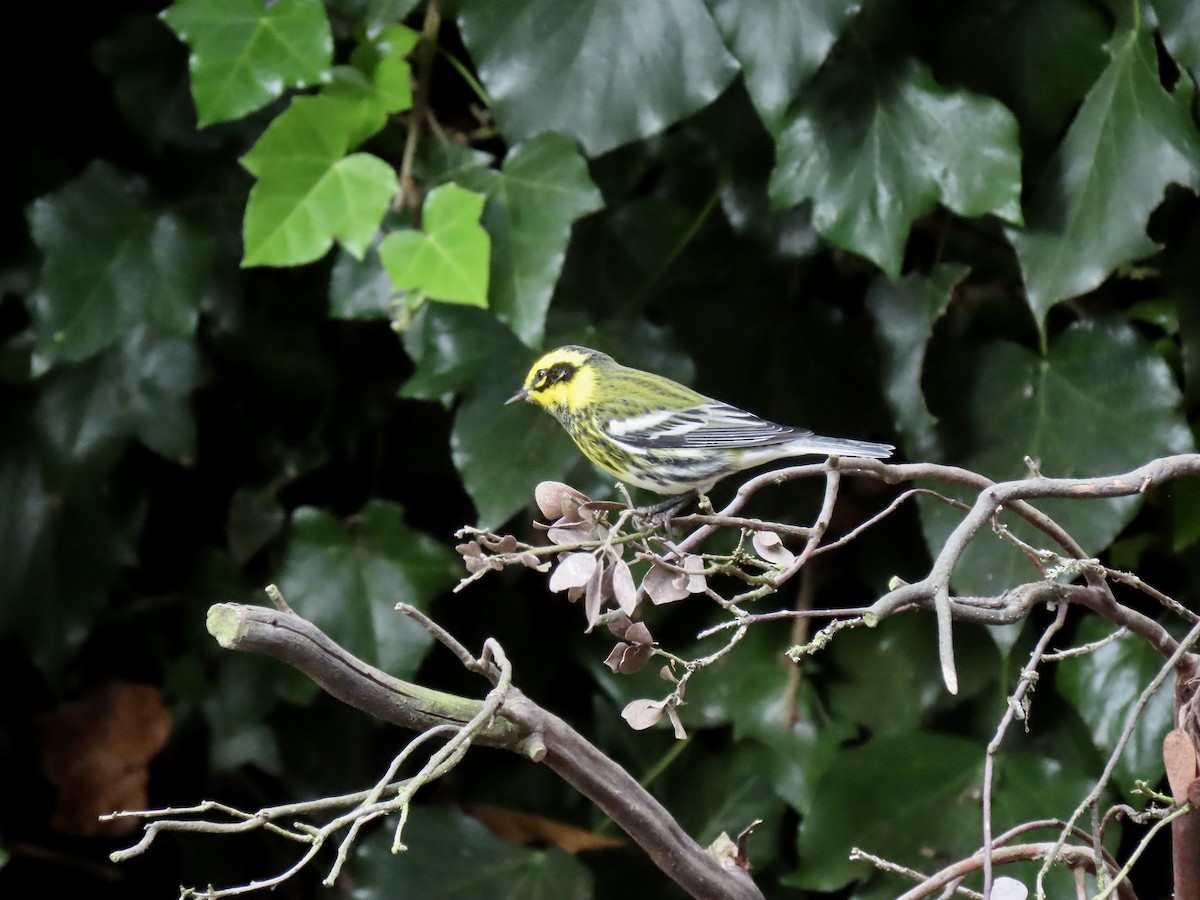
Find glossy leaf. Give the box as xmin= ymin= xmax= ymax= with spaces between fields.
xmin=203 ymin=654 xmax=283 ymax=772
xmin=457 ymin=0 xmax=739 ymax=155
xmin=866 ymin=265 xmax=968 ymax=459
xmin=328 ymin=246 xmax=394 ymax=319
xmin=400 ymin=304 xmax=516 ymax=399
xmin=992 ymin=0 xmax=1110 ymax=146
xmin=919 ymin=319 xmax=1193 ymax=597
xmin=454 ymin=381 xmax=578 ymax=529
xmin=457 ymin=133 xmax=604 ymax=346
xmin=1156 ymin=0 xmax=1200 ymax=78
xmin=1007 ymin=29 xmax=1200 ymax=326
xmin=241 ymin=94 xmax=400 ymax=266
xmin=35 ymin=325 xmax=203 ymax=470
xmin=792 ymin=732 xmax=981 ymax=890
xmin=274 ymin=502 xmax=457 ymax=689
xmin=94 ymin=14 xmax=213 ymax=152
xmin=28 ymin=162 xmax=210 ymax=368
xmin=825 ymin=613 xmax=999 ymax=730
xmin=705 ymin=0 xmax=861 ymax=133
xmin=1172 ymin=477 xmax=1200 ymax=552
xmin=353 ymin=806 xmax=592 ymax=899
xmin=939 ymin=0 xmax=1109 ymax=152
xmin=347 ymin=24 xmax=420 ymax=115
xmin=161 ymin=0 xmax=333 ymax=126
xmin=380 ymin=184 xmax=491 ymax=306
xmin=432 ymin=306 xmax=601 ymax=525
xmin=364 ymin=0 xmax=422 ymax=38
xmin=665 ymin=740 xmax=785 ymax=869
xmin=1057 ymin=617 xmax=1174 ymax=801
xmin=0 ymin=449 xmax=146 ymax=677
xmin=679 ymin=624 xmax=795 ymax=733
xmin=771 ymin=55 xmax=1022 ymax=277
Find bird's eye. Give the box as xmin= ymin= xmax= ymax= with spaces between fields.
xmin=535 ymin=368 xmax=548 ymax=385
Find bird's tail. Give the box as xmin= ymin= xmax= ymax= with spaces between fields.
xmin=798 ymin=434 xmax=894 ymax=459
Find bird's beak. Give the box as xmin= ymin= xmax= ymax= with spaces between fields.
xmin=505 ymin=387 xmax=529 ymax=405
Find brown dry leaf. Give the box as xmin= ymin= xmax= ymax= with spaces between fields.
xmin=465 ymin=804 xmax=623 ymax=853
xmin=606 ymin=613 xmax=635 ymax=638
xmin=622 ymin=698 xmax=667 ymax=730
xmin=751 ymin=530 xmax=796 ymax=567
xmin=583 ymin=561 xmax=605 ymax=631
xmin=682 ymin=554 xmax=707 ymax=593
xmin=549 ymin=552 xmax=597 ymax=592
xmin=610 ymin=558 xmax=638 ymax=615
xmin=604 ymin=641 xmax=653 ymax=674
xmin=624 ymin=621 xmax=653 ymax=645
xmin=1164 ymin=729 xmax=1198 ymax=802
xmin=535 ymin=481 xmax=590 ymax=521
xmin=37 ymin=682 xmax=171 ymax=837
xmin=641 ymin=562 xmax=689 ymax=605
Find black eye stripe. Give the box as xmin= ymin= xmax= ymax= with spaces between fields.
xmin=532 ymin=361 xmax=577 ymax=392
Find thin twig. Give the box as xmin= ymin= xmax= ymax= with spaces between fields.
xmin=982 ymin=602 xmax=1069 ymax=897
xmin=1043 ymin=627 xmax=1128 ymax=662
xmin=1035 ymin=616 xmax=1200 ymax=898
xmin=397 ymin=0 xmax=442 ymax=216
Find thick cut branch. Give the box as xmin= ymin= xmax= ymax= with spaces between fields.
xmin=205 ymin=603 xmax=762 ymax=900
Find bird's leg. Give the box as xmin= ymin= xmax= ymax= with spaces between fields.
xmin=635 ymin=490 xmax=700 ymax=526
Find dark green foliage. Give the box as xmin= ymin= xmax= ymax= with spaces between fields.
xmin=2 ymin=0 xmax=1198 ymax=897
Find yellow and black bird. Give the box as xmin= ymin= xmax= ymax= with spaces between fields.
xmin=507 ymin=345 xmax=893 ymax=496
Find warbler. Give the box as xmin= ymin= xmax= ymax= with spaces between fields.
xmin=506 ymin=345 xmax=893 ymax=495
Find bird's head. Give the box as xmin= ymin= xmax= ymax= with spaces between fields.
xmin=506 ymin=346 xmax=608 ymax=414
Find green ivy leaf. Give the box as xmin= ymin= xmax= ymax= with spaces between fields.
xmin=705 ymin=0 xmax=861 ymax=133
xmin=1155 ymin=0 xmax=1200 ymax=79
xmin=329 ymin=246 xmax=394 ymax=319
xmin=348 ymin=24 xmax=420 ymax=114
xmin=400 ymin=304 xmax=511 ymax=399
xmin=1057 ymin=617 xmax=1174 ymax=801
xmin=919 ymin=319 xmax=1194 ymax=597
xmin=791 ymin=732 xmax=981 ymax=890
xmin=457 ymin=0 xmax=739 ymax=155
xmin=354 ymin=806 xmax=592 ymax=899
xmin=27 ymin=162 xmax=211 ymax=369
xmin=203 ymin=654 xmax=283 ymax=773
xmin=665 ymin=741 xmax=785 ymax=869
xmin=1007 ymin=29 xmax=1200 ymax=327
xmin=35 ymin=325 xmax=204 ymax=472
xmin=866 ymin=265 xmax=969 ymax=460
xmin=457 ymin=133 xmax=604 ymax=346
xmin=161 ymin=0 xmax=333 ymax=126
xmin=993 ymin=0 xmax=1110 ymax=146
xmin=379 ymin=184 xmax=491 ymax=306
xmin=1172 ymin=478 xmax=1200 ymax=552
xmin=241 ymin=95 xmax=399 ymax=266
xmin=400 ymin=305 xmax=580 ymax=527
xmin=825 ymin=613 xmax=999 ymax=730
xmin=676 ymin=624 xmax=795 ymax=734
xmin=94 ymin=14 xmax=212 ymax=152
xmin=454 ymin=374 xmax=577 ymax=529
xmin=0 ymin=444 xmax=146 ymax=677
xmin=770 ymin=55 xmax=1022 ymax=277
xmin=364 ymin=0 xmax=423 ymax=39
xmin=275 ymin=502 xmax=457 ymax=692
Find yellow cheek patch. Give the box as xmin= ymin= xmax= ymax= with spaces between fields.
xmin=538 ymin=363 xmax=594 ymax=411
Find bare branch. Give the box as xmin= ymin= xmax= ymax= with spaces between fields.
xmin=161 ymin=603 xmax=765 ymax=900
xmin=1036 ymin=615 xmax=1200 ymax=897
xmin=982 ymin=602 xmax=1070 ymax=896
xmin=891 ymin=842 xmax=1135 ymax=900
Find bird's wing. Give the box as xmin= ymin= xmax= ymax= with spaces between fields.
xmin=606 ymin=403 xmax=809 ymax=449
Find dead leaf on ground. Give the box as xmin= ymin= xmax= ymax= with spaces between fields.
xmin=465 ymin=804 xmax=624 ymax=853
xmin=37 ymin=682 xmax=171 ymax=837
